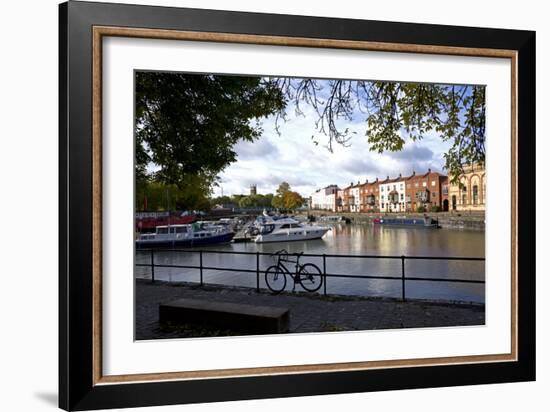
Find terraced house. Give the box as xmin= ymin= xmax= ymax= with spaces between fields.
xmin=404 ymin=169 xmax=448 ymax=212
xmin=359 ymin=178 xmax=380 ymax=212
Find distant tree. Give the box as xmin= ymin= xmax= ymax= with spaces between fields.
xmin=271 ymin=182 xmax=304 ymax=210
xmin=262 ymin=193 xmax=274 ymax=208
xmin=283 ymin=191 xmax=304 ymax=210
xmin=276 ymin=182 xmax=291 ymax=197
xmin=238 ymin=196 xmax=252 ymax=208
xmin=210 ymin=195 xmax=232 ymax=207
xmin=136 ymin=178 xmax=211 ymax=212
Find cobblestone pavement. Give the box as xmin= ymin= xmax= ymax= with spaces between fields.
xmin=136 ymin=279 xmax=485 ymax=340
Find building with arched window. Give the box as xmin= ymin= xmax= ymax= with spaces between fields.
xmin=447 ymin=163 xmax=485 ymax=212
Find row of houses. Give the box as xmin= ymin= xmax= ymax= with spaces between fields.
xmin=310 ymin=164 xmax=485 ymax=213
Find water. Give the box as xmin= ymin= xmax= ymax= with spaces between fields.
xmin=136 ymin=224 xmax=485 ymax=303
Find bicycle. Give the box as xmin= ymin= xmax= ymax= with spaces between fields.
xmin=265 ymin=249 xmax=323 ymax=294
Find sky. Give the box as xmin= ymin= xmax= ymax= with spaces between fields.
xmin=214 ymin=102 xmax=452 ymax=198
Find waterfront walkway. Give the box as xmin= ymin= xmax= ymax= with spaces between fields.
xmin=136 ymin=279 xmax=485 ymax=340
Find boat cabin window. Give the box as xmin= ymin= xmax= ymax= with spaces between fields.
xmin=169 ymin=227 xmax=176 ymax=234
xmin=157 ymin=227 xmax=169 ymax=234
xmin=280 ymin=224 xmax=290 ymax=229
xmin=175 ymin=226 xmax=188 ymax=233
xmin=260 ymin=224 xmax=275 ymax=234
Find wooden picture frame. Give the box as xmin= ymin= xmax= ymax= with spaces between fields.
xmin=59 ymin=1 xmax=535 ymax=410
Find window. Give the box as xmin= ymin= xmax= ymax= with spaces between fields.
xmin=473 ymin=185 xmax=479 ymax=205
xmin=400 ymin=184 xmax=404 ymax=189
xmin=157 ymin=227 xmax=168 ymax=234
xmin=462 ymin=194 xmax=467 ymax=205
xmin=431 ymin=181 xmax=436 ymax=186
xmin=415 ymin=183 xmax=418 ymax=187
xmin=400 ymin=193 xmax=404 ymax=200
xmin=381 ymin=187 xmax=384 ymax=192
xmin=176 ymin=226 xmax=188 ymax=233
xmin=422 ymin=182 xmax=427 ymax=187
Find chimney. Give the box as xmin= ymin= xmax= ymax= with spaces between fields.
xmin=399 ymin=173 xmax=402 ymax=178
xmin=376 ymin=177 xmax=378 ymax=182
xmin=428 ymin=168 xmax=431 ymax=173
xmin=365 ymin=179 xmax=368 ymax=184
xmin=412 ymin=170 xmax=416 ymax=176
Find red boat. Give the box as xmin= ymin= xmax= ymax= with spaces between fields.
xmin=136 ymin=212 xmax=196 ymax=231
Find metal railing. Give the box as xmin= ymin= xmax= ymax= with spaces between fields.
xmin=136 ymin=249 xmax=484 ymax=301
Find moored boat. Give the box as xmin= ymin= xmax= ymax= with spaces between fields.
xmin=136 ymin=222 xmax=234 ymax=248
xmin=249 ymin=213 xmax=331 ymax=243
xmin=373 ymin=215 xmax=439 ymax=228
xmin=318 ymin=215 xmax=345 ymax=223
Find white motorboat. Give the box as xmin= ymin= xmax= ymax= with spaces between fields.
xmin=250 ymin=213 xmax=330 ymax=243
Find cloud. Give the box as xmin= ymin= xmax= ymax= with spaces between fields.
xmin=234 ymin=138 xmax=279 ymax=160
xmin=215 ymin=106 xmax=451 ymax=197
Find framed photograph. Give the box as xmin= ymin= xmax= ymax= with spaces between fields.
xmin=59 ymin=1 xmax=535 ymax=410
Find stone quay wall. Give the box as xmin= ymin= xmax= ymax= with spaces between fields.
xmin=302 ymin=211 xmax=485 ymax=231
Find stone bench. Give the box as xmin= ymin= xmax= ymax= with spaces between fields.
xmin=159 ymin=298 xmax=290 ymax=334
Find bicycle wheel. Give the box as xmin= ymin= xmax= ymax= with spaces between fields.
xmin=265 ymin=265 xmax=287 ymax=294
xmin=298 ymin=263 xmax=323 ymax=292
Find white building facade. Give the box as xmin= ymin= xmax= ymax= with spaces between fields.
xmin=349 ymin=186 xmax=361 ymax=212
xmin=379 ymin=178 xmax=407 ymax=212
xmin=310 ymin=185 xmax=339 ymax=212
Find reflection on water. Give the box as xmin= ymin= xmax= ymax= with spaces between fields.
xmin=136 ymin=224 xmax=485 ymax=303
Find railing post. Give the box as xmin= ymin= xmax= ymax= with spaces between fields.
xmin=323 ymin=254 xmax=327 ymax=296
xmin=199 ymin=250 xmax=204 ymax=286
xmin=401 ymin=255 xmax=406 ymax=301
xmin=256 ymin=252 xmax=260 ymax=292
xmin=150 ymin=249 xmax=155 ymax=283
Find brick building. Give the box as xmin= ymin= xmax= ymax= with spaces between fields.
xmin=404 ymin=169 xmax=448 ymax=212
xmin=359 ymin=178 xmax=380 ymax=212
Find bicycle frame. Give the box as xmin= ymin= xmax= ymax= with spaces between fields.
xmin=275 ymin=253 xmax=303 ymax=283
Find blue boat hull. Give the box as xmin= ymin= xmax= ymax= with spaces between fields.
xmin=376 ymin=218 xmax=439 ymax=228
xmin=136 ymin=232 xmax=235 ymax=248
